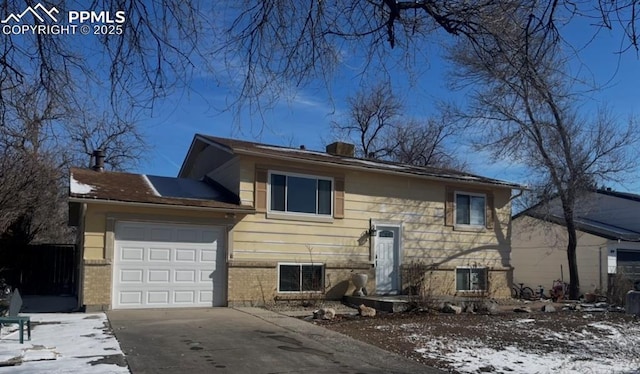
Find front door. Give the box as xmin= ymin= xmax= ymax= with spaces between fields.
xmin=375 ymin=226 xmax=400 ymax=294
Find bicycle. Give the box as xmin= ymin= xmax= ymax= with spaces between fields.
xmin=511 ymin=283 xmax=534 ymax=300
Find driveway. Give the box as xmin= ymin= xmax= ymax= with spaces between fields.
xmin=107 ymin=307 xmax=441 ymax=374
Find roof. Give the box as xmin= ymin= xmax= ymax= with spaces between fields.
xmin=193 ymin=135 xmax=524 ymax=189
xmin=516 ymin=189 xmax=640 ymax=241
xmin=69 ymin=167 xmax=255 ymax=212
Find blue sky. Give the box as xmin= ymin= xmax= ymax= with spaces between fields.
xmin=136 ymin=20 xmax=640 ymax=192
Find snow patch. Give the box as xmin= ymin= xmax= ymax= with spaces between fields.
xmin=70 ymin=175 xmax=95 ymax=194
xmin=0 ymin=313 xmax=127 ymax=373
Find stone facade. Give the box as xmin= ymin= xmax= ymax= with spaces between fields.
xmin=82 ymin=260 xmax=112 ymax=311
xmin=227 ymin=264 xmax=375 ymax=307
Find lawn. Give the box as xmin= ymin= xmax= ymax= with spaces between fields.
xmin=316 ymin=303 xmax=640 ymax=373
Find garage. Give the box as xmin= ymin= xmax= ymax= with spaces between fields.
xmin=112 ymin=221 xmax=226 ymax=309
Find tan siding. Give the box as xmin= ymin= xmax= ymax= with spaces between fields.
xmin=234 ymin=156 xmax=513 ymax=283
xmin=511 ymin=215 xmax=607 ymax=293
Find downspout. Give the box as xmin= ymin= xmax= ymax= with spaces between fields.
xmin=599 ymin=246 xmax=603 ymax=292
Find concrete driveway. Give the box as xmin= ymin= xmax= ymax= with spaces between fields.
xmin=107 ymin=307 xmax=442 ymax=374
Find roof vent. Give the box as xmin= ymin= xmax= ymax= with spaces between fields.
xmin=326 ymin=142 xmax=355 ymax=157
xmin=92 ymin=149 xmax=105 ymax=172
xmin=300 ymin=145 xmax=306 ymax=150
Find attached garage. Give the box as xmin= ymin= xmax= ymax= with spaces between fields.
xmin=112 ymin=221 xmax=227 ymax=309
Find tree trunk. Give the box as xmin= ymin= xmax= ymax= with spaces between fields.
xmin=565 ymin=218 xmax=580 ymax=299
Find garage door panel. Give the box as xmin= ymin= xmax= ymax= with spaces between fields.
xmin=149 ymin=248 xmax=171 ymax=261
xmin=120 ymin=270 xmax=143 ymax=283
xmin=148 ymin=269 xmax=170 ymax=282
xmin=199 ymin=270 xmax=213 ymax=282
xmin=175 ymin=249 xmax=196 ymax=262
xmin=120 ymin=291 xmax=143 ymax=305
xmin=175 ymin=270 xmax=196 ymax=282
xmin=113 ymin=222 xmax=226 ymax=309
xmin=174 ymin=291 xmax=195 ymax=303
xmin=199 ymin=290 xmax=213 ymax=303
xmin=200 ymin=250 xmax=217 ymax=262
xmin=121 ymin=247 xmax=144 ymax=261
xmin=148 ymin=291 xmax=170 ymax=304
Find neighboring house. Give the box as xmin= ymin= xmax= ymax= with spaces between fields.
xmin=511 ymin=189 xmax=640 ymax=295
xmin=69 ymin=135 xmax=521 ymax=310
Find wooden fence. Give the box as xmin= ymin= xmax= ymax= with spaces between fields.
xmin=6 ymin=244 xmax=79 ymax=296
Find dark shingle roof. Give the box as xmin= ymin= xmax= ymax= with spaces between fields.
xmin=516 ymin=189 xmax=640 ymax=241
xmin=69 ymin=167 xmax=254 ymax=212
xmin=197 ymin=135 xmax=523 ymax=189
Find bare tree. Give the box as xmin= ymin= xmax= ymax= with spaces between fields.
xmin=331 ymin=83 xmax=402 ymax=159
xmin=391 ymin=117 xmax=467 ymax=169
xmin=221 ymin=1 xmax=640 ymax=110
xmin=0 ymin=81 xmax=145 ymax=246
xmin=332 ymin=84 xmax=465 ymax=168
xmin=449 ymin=7 xmax=640 ymax=299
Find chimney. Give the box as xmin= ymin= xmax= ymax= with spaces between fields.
xmin=92 ymin=149 xmax=105 ymax=172
xmin=326 ymin=142 xmax=355 ymax=157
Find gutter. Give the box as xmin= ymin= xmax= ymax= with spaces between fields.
xmin=68 ymin=196 xmax=256 ymax=214
xmin=233 ymin=148 xmax=524 ymax=190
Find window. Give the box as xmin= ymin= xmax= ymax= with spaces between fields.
xmin=455 ymin=193 xmax=486 ymax=226
xmin=456 ymin=268 xmax=487 ymax=291
xmin=278 ymin=264 xmax=324 ymax=292
xmin=270 ymin=172 xmax=332 ymax=216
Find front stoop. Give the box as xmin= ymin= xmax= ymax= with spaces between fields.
xmin=343 ymin=295 xmax=410 ymax=313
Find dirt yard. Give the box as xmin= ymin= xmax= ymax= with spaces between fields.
xmin=302 ymin=301 xmax=640 ymax=373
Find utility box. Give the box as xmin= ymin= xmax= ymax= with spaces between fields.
xmin=625 ymin=291 xmax=640 ymax=314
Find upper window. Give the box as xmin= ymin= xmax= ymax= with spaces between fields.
xmin=270 ymin=172 xmax=332 ymax=216
xmin=455 ymin=193 xmax=486 ymax=226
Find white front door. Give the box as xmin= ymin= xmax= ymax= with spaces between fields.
xmin=375 ymin=226 xmax=400 ymax=294
xmin=112 ymin=221 xmax=226 ymax=309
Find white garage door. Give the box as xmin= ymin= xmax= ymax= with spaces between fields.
xmin=113 ymin=221 xmax=226 ymax=309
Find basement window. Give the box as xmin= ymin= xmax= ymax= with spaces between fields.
xmin=456 ymin=267 xmax=487 ymax=291
xmin=278 ymin=263 xmax=324 ymax=292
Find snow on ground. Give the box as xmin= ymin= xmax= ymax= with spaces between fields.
xmin=408 ymin=316 xmax=640 ymax=374
xmin=0 ymin=313 xmax=128 ymax=373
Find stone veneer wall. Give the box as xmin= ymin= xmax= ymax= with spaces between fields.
xmin=82 ymin=260 xmax=112 ymax=311
xmin=227 ymin=264 xmax=374 ymax=307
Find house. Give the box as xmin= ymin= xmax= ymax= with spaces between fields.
xmin=68 ymin=135 xmax=521 ymax=310
xmin=511 ymin=189 xmax=640 ymax=295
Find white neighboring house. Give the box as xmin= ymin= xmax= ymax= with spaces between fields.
xmin=511 ymin=189 xmax=640 ymax=295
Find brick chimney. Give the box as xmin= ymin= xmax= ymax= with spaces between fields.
xmin=326 ymin=142 xmax=355 ymax=157
xmin=92 ymin=149 xmax=105 ymax=172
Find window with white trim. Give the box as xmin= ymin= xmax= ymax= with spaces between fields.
xmin=278 ymin=264 xmax=324 ymax=292
xmin=455 ymin=192 xmax=486 ymax=226
xmin=456 ymin=267 xmax=487 ymax=291
xmin=269 ymin=172 xmax=332 ymax=216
